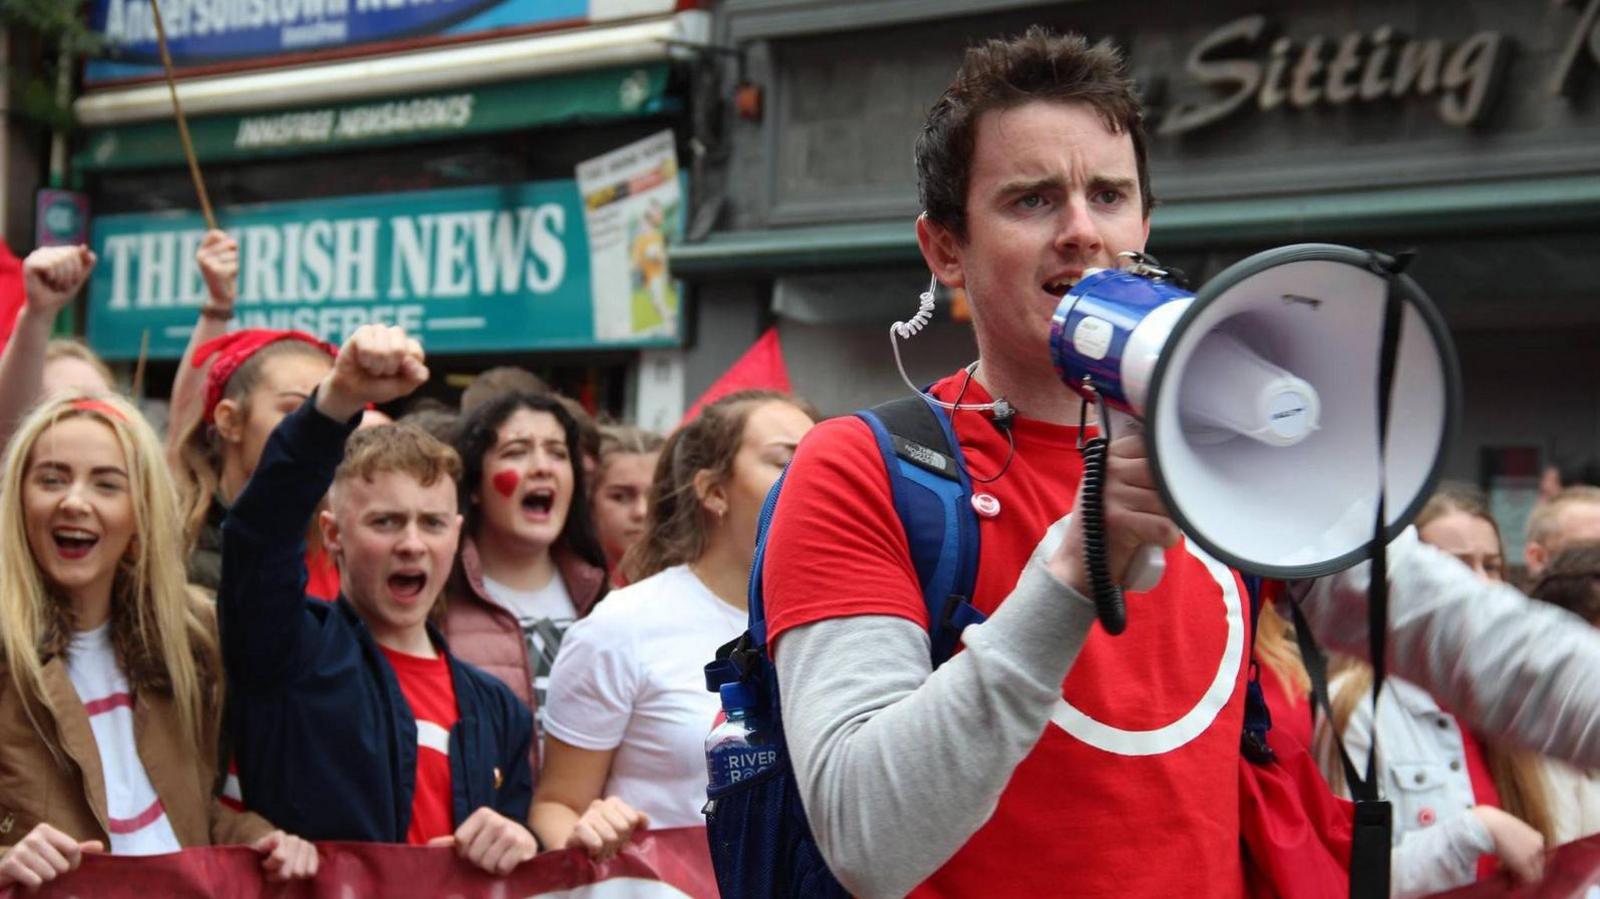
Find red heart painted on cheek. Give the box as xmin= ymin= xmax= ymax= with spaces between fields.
xmin=491 ymin=470 xmax=521 ymax=499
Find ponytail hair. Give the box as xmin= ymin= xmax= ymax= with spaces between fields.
xmin=621 ymin=390 xmax=813 ymax=584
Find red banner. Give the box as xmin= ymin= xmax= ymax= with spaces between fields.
xmin=0 ymin=827 xmax=716 ymax=899
xmin=1428 ymin=834 xmax=1600 ymax=898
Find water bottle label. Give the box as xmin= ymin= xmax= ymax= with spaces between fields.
xmin=707 ymin=744 xmax=780 ymax=791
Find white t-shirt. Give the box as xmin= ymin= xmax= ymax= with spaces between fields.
xmin=65 ymin=623 xmax=182 ymax=855
xmin=543 ymin=564 xmax=747 ymax=828
xmin=482 ymin=572 xmax=578 ymax=739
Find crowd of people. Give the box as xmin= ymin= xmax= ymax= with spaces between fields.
xmin=1 ymin=24 xmax=1600 ymax=899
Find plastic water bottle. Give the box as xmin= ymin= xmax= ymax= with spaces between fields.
xmin=706 ymin=682 xmax=777 ymax=791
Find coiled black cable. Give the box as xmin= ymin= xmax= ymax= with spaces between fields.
xmin=1079 ymin=435 xmax=1128 ymax=635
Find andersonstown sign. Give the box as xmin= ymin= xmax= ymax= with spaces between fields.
xmin=84 ymin=0 xmax=683 ymax=83
xmin=86 ymin=179 xmax=682 ymax=360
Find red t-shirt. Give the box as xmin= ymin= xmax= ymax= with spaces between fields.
xmin=305 ymin=546 xmax=340 ymax=602
xmin=1457 ymin=722 xmax=1502 ymax=880
xmin=764 ymin=373 xmax=1251 ymax=898
xmin=381 ymin=645 xmax=460 ymax=844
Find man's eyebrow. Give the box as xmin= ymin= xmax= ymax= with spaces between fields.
xmin=1088 ymin=175 xmax=1139 ymax=193
xmin=994 ymin=176 xmax=1065 ymax=197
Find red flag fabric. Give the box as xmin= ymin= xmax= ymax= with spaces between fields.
xmin=0 ymin=239 xmax=26 ymax=352
xmin=1428 ymin=832 xmax=1600 ymax=897
xmin=0 ymin=827 xmax=717 ymax=899
xmin=683 ymin=326 xmax=791 ymax=423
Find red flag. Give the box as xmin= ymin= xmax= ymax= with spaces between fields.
xmin=1 ymin=827 xmax=717 ymax=899
xmin=0 ymin=239 xmax=26 ymax=352
xmin=683 ymin=326 xmax=791 ymax=423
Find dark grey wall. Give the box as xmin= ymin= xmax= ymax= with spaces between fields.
xmin=715 ymin=0 xmax=1600 ymax=229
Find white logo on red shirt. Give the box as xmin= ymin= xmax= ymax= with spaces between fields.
xmin=1040 ymin=519 xmax=1244 ymax=757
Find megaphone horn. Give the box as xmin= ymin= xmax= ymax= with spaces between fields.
xmin=1049 ymin=244 xmax=1460 ymax=634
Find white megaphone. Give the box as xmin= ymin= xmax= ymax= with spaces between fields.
xmin=1050 ymin=244 xmax=1459 ymax=633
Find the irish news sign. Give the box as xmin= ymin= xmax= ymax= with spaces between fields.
xmin=86 ymin=179 xmax=681 ymax=360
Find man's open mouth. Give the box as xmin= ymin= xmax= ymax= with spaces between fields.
xmin=52 ymin=528 xmax=99 ymax=559
xmin=387 ymin=571 xmax=428 ymax=599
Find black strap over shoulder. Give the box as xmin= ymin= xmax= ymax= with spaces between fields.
xmin=869 ymin=395 xmax=963 ymax=482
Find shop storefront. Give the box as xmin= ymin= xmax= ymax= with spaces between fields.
xmin=682 ymin=0 xmax=1600 ymax=554
xmin=76 ymin=0 xmax=709 ymax=426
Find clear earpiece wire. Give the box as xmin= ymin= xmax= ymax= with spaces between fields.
xmin=890 ymin=275 xmax=1007 ymax=414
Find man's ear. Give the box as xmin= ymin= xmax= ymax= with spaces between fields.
xmin=915 ymin=213 xmax=966 ymax=290
xmin=213 ymin=399 xmax=246 ymax=445
xmin=319 ymin=508 xmax=342 ymax=560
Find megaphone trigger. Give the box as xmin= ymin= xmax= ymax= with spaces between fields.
xmin=1122 ymin=545 xmax=1166 ymax=594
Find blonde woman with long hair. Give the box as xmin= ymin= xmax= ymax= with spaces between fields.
xmin=0 ymin=393 xmax=317 ymax=889
xmin=1316 ymin=483 xmax=1553 ymax=895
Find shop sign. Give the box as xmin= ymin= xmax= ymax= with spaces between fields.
xmin=85 ymin=177 xmax=684 ymax=360
xmin=1160 ymin=15 xmax=1508 ymax=135
xmin=1549 ymin=0 xmax=1600 ymax=96
xmin=85 ymin=0 xmax=680 ymax=84
xmin=77 ymin=66 xmax=668 ymax=171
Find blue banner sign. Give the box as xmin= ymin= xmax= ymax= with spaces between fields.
xmin=87 ymin=0 xmax=590 ymax=83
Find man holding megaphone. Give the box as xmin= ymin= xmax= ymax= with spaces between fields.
xmin=753 ymin=26 xmax=1600 ymax=899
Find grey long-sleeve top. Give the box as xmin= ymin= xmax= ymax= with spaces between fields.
xmin=777 ymin=526 xmax=1600 ymax=898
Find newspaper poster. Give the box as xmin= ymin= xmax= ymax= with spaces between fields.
xmin=576 ymin=130 xmax=683 ymax=343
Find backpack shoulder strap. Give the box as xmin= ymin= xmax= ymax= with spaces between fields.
xmin=856 ymin=395 xmax=984 ymax=667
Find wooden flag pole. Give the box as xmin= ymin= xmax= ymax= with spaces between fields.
xmin=148 ymin=0 xmax=217 ymax=231
xmin=131 ymin=329 xmax=151 ymax=399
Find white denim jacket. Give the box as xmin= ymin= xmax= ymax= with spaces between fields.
xmin=1293 ymin=529 xmax=1600 ymax=897
xmin=1315 ymin=674 xmax=1495 ymax=897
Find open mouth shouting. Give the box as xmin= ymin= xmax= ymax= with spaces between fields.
xmin=52 ymin=527 xmax=101 ymax=560
xmin=1043 ymin=273 xmax=1084 ymax=298
xmin=386 ymin=569 xmax=429 ymax=602
xmin=520 ymin=487 xmax=556 ymax=521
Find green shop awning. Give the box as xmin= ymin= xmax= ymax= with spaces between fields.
xmin=670 ymin=174 xmax=1600 ymax=277
xmin=76 ymin=64 xmax=672 ymax=172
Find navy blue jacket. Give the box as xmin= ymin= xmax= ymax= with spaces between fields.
xmin=219 ymin=397 xmax=534 ymax=843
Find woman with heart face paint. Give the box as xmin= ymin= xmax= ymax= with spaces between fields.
xmin=439 ymin=392 xmax=610 ymax=797
xmin=531 ymin=390 xmax=815 ymax=862
xmin=0 ymin=394 xmax=318 ymax=890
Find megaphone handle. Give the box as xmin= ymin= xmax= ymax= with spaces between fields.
xmin=1098 ymin=407 xmax=1168 ymax=593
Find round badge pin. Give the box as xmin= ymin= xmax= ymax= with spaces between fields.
xmin=971 ymin=493 xmax=1001 ymax=518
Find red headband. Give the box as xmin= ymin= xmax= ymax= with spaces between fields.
xmin=192 ymin=329 xmax=337 ymax=423
xmin=68 ymin=397 xmax=127 ymax=422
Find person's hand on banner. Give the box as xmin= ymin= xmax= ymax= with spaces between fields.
xmin=196 ymin=229 xmax=238 ymax=316
xmin=251 ymin=829 xmax=319 ymax=881
xmin=315 ymin=324 xmax=428 ymax=421
xmin=22 ymin=246 xmax=95 ymax=319
xmin=1471 ymin=805 xmax=1547 ymax=885
xmin=0 ymin=822 xmax=103 ymax=889
xmin=428 ymin=807 xmax=538 ymax=875
xmin=568 ymin=797 xmax=649 ymax=862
